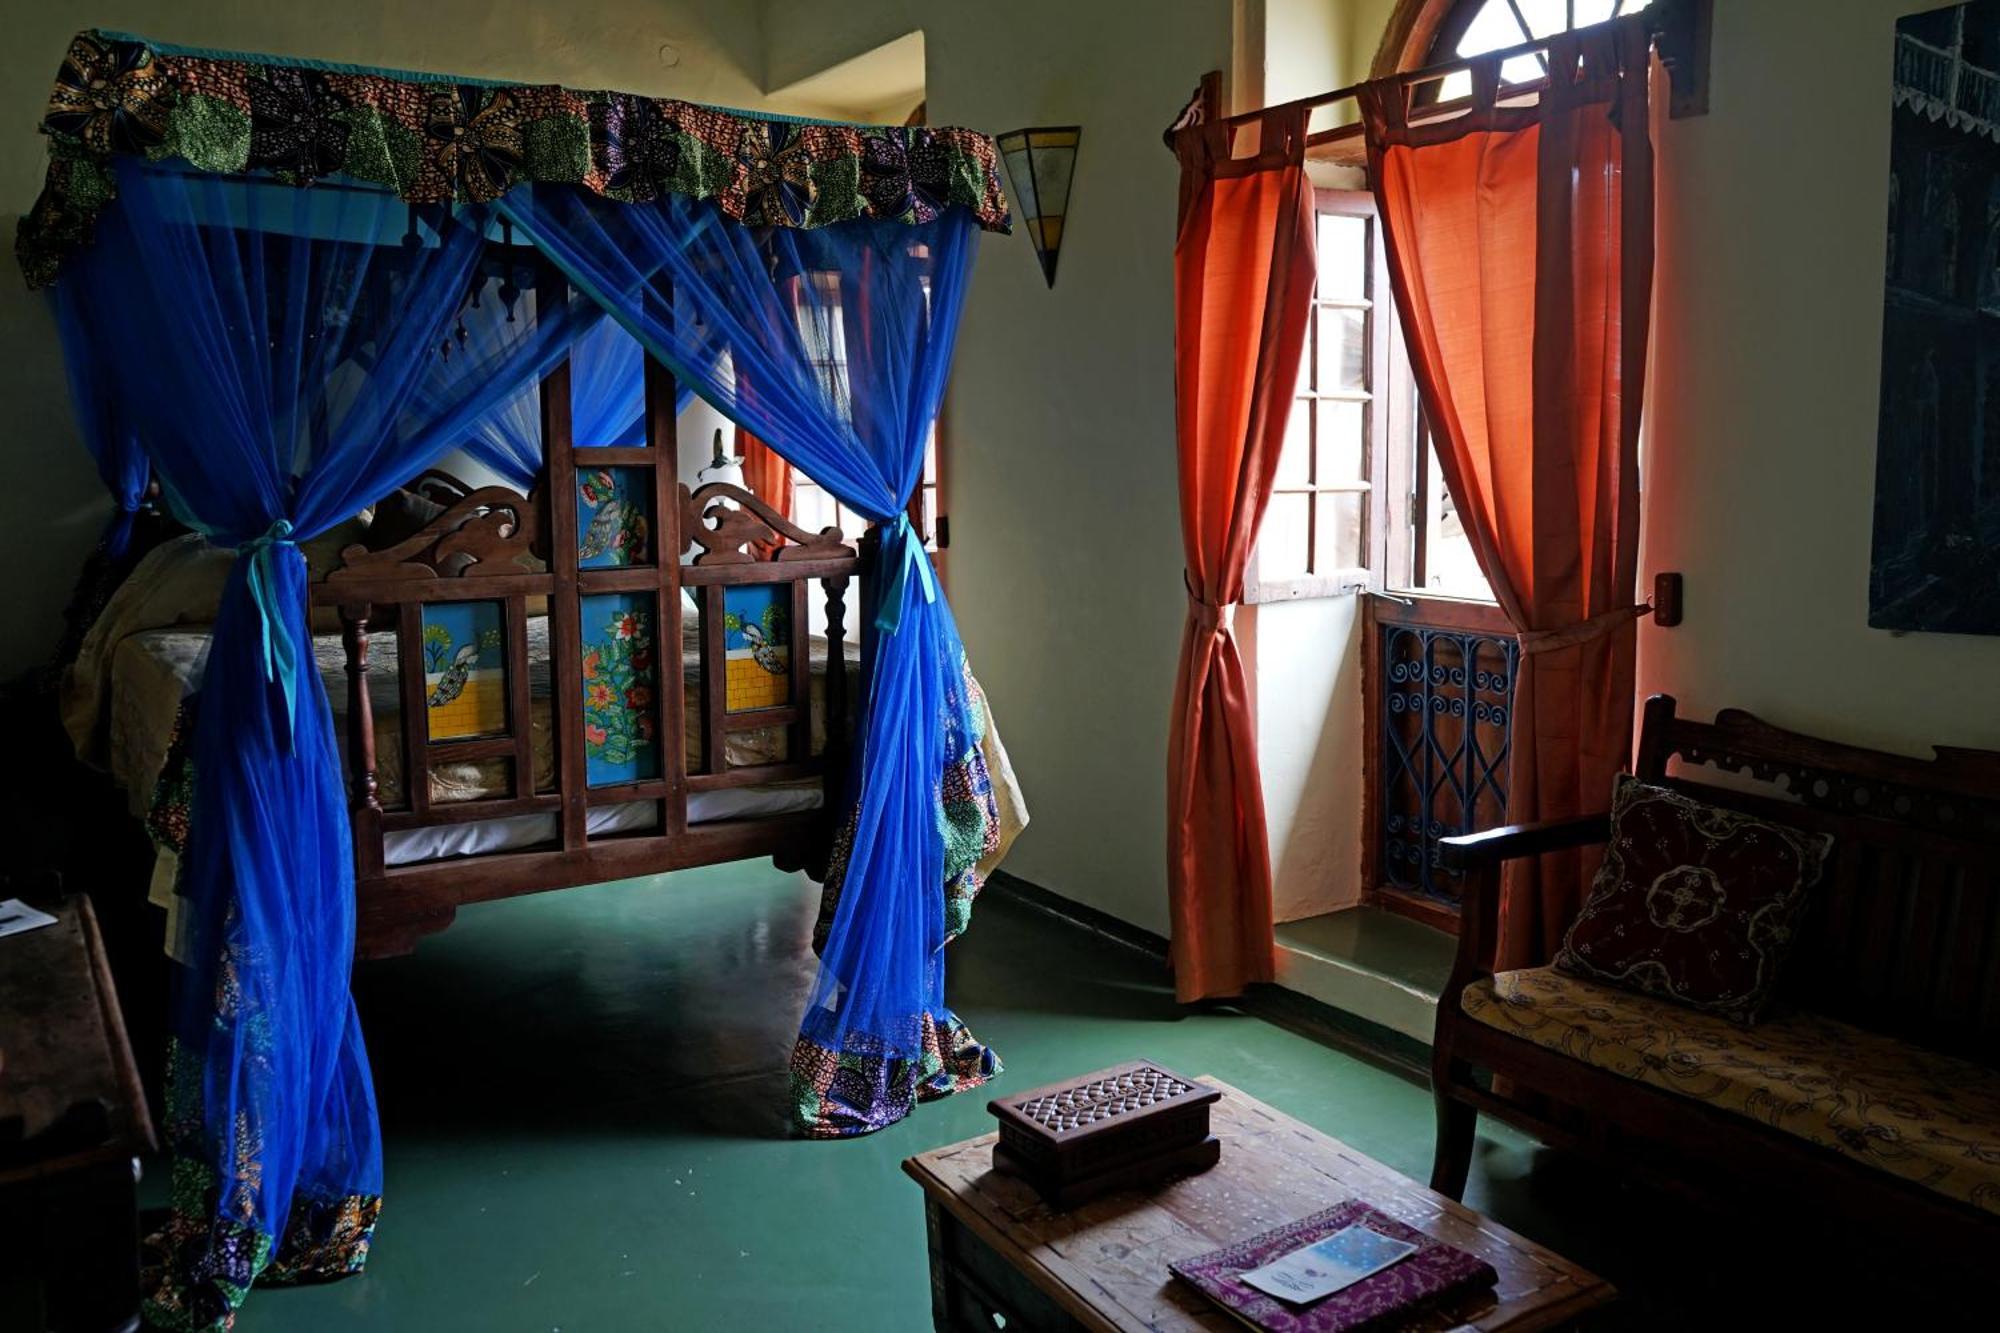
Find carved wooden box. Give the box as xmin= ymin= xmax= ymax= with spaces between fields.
xmin=988 ymin=1061 xmax=1221 ymax=1209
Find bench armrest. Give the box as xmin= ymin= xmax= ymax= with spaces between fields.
xmin=1437 ymin=813 xmax=1611 ymax=871
xmin=1433 ymin=813 xmax=1614 ymax=1047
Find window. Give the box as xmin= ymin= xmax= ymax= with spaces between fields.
xmin=784 ymin=268 xmax=943 ymax=555
xmin=1430 ymin=0 xmax=1657 ymax=101
xmin=791 ymin=424 xmax=940 ymax=550
xmin=1246 ymin=193 xmax=1492 ymax=604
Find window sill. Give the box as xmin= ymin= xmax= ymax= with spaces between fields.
xmin=1243 ymin=569 xmax=1373 ymax=605
xmin=1376 ymin=587 xmax=1501 ymax=611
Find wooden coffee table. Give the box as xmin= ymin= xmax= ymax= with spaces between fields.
xmin=903 ymin=1078 xmax=1611 ymax=1332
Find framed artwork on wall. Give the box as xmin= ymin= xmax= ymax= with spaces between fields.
xmin=1873 ymin=1 xmax=2000 ymax=635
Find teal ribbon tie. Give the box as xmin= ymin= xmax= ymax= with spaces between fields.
xmin=874 ymin=513 xmax=938 ymax=634
xmin=241 ymin=518 xmax=302 ymax=744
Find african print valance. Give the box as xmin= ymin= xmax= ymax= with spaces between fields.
xmin=16 ymin=29 xmax=1012 ymax=287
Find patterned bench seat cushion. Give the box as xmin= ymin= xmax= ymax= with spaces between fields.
xmin=1461 ymin=967 xmax=2000 ymax=1216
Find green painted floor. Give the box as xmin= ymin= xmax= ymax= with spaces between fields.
xmin=153 ymin=864 xmax=1964 ymax=1330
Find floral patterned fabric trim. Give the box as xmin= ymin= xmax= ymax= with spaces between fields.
xmin=789 ymin=1009 xmax=1001 ymax=1140
xmin=144 ymin=1041 xmax=381 ymax=1332
xmin=794 ymin=658 xmax=1004 ymax=1137
xmin=18 ymin=29 xmax=1012 ymax=287
xmin=811 ymin=659 xmax=1001 ymax=956
xmin=148 ymin=695 xmax=199 ymax=865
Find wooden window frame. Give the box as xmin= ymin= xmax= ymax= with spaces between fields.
xmin=1246 ymin=189 xmax=1416 ymax=605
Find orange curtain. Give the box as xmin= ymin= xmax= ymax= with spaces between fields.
xmin=1167 ymin=108 xmax=1317 ymax=1001
xmin=738 ymin=425 xmax=793 ymax=558
xmin=1361 ymin=22 xmax=1654 ymax=969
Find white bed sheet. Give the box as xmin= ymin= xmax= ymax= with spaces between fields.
xmin=382 ymin=784 xmax=823 ymax=867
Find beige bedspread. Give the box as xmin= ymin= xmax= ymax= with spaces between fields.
xmin=63 ymin=530 xmax=1027 ymax=894
xmin=101 ymin=617 xmax=846 ymax=809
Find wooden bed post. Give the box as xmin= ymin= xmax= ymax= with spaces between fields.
xmin=339 ymin=602 xmax=386 ymax=881
xmin=540 ymin=267 xmax=587 ymax=854
xmin=822 ymin=573 xmax=850 ymax=819
xmin=648 ymin=332 xmax=688 ymax=838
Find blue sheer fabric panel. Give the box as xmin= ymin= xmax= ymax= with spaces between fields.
xmin=497 ymin=185 xmax=984 ymax=1125
xmin=443 ymin=286 xmax=687 ymax=488
xmin=52 ymin=158 xmax=500 ymax=1319
xmin=570 ymin=316 xmax=652 ymax=446
xmin=52 ymin=294 xmax=149 ymax=555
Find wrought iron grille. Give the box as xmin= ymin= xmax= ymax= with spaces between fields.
xmin=1378 ymin=619 xmax=1518 ymax=909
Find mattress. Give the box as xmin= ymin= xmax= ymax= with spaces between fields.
xmin=109 ymin=615 xmax=849 ymax=802
xmin=382 ymin=784 xmax=823 ymax=867
xmin=107 ymin=613 xmax=851 ymax=868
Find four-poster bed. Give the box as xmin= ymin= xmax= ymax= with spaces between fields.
xmin=308 ymin=266 xmax=873 ymax=958
xmin=25 ymin=28 xmax=1022 ymax=1330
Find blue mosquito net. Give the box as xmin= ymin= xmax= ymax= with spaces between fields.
xmin=52 ymin=297 xmax=150 ymax=556
xmin=50 ymin=158 xmax=612 ymax=1329
xmin=43 ymin=115 xmax=1002 ymax=1333
xmin=499 ymin=183 xmax=1002 ymax=1136
xmin=438 ymin=278 xmax=691 ymax=488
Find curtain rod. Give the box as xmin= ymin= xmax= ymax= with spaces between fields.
xmin=1211 ymin=7 xmax=1665 ymax=135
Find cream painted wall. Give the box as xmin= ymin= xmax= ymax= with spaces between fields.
xmin=768 ymin=0 xmax=1383 ymax=931
xmin=1638 ymin=0 xmax=2000 ymax=756
xmin=0 ymin=1 xmax=775 ymax=680
xmin=765 ymin=0 xmax=1235 ymax=935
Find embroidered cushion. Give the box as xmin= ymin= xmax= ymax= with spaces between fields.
xmin=1554 ymin=777 xmax=1833 ymax=1024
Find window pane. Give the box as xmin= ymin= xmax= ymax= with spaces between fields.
xmin=1315 ymin=491 xmax=1365 ymax=573
xmin=1457 ymin=0 xmax=1530 ymax=57
xmin=1315 ymin=214 xmax=1370 ymax=300
xmin=1318 ymin=306 xmax=1368 ymax=394
xmin=1277 ymin=399 xmax=1313 ymax=487
xmin=1261 ymin=492 xmax=1312 ymax=579
xmin=722 ymin=583 xmax=793 ymax=714
xmin=1422 ymin=440 xmax=1495 ymax=599
xmin=1316 ymin=400 xmax=1367 ymax=483
xmin=1515 ymin=0 xmax=1569 ymax=38
xmin=422 ymin=600 xmax=508 ymax=742
xmin=580 ymin=593 xmax=661 ymax=786
xmin=794 ymin=484 xmax=835 ymax=536
xmin=576 ymin=466 xmax=655 ymax=568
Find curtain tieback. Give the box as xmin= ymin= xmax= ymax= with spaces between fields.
xmin=241 ymin=519 xmax=302 ymax=742
xmin=1184 ymin=572 xmax=1232 ymax=635
xmin=1516 ymin=603 xmax=1649 ymax=656
xmin=874 ymin=513 xmax=938 ymax=634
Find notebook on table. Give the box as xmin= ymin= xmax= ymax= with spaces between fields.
xmin=1169 ymin=1199 xmax=1498 ymax=1332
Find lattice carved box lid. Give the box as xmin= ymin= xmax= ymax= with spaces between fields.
xmin=993 ymin=1061 xmax=1216 ymax=1141
xmin=987 ymin=1060 xmax=1222 ymax=1194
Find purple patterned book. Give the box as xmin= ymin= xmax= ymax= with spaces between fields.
xmin=1169 ymin=1201 xmax=1498 ymax=1332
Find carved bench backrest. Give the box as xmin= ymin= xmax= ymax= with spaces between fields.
xmin=1635 ymin=695 xmax=2000 ymax=1065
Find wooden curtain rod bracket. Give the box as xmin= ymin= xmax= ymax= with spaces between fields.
xmin=1655 ymin=0 xmax=1713 ymax=120
xmin=1161 ymin=70 xmax=1224 ymax=150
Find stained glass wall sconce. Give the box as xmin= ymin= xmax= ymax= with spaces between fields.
xmin=997 ymin=126 xmax=1081 ymax=288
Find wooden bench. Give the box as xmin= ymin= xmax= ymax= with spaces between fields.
xmin=1429 ymin=694 xmax=2000 ymax=1270
xmin=0 ymin=895 xmax=155 ymax=1332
